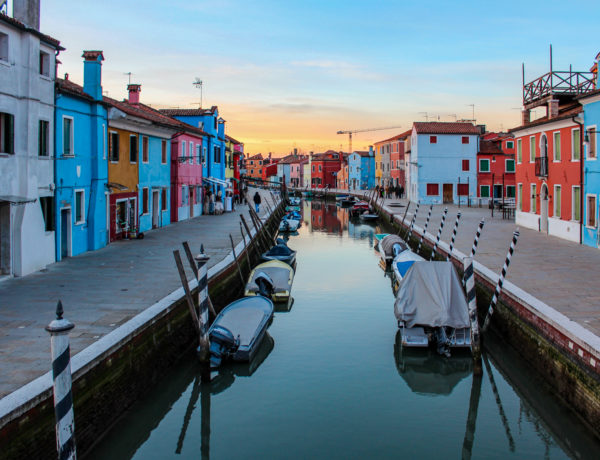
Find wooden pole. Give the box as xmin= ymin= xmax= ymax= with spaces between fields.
xmin=240 ymin=214 xmax=255 ymax=256
xmin=173 ymin=250 xmax=200 ymax=334
xmin=463 ymin=256 xmax=481 ymax=363
xmin=240 ymin=222 xmax=252 ymax=270
xmin=406 ymin=201 xmax=420 ymax=242
xmin=229 ymin=234 xmax=245 ymax=287
xmin=417 ymin=204 xmax=433 ymax=253
xmin=398 ymin=201 xmax=411 ymax=236
xmin=430 ymin=207 xmax=448 ymax=260
xmin=182 ymin=241 xmax=198 ymax=279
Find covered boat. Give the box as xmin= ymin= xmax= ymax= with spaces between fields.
xmin=208 ymin=295 xmax=274 ymax=368
xmin=360 ymin=213 xmax=378 ymax=221
xmin=378 ymin=234 xmax=409 ymax=264
xmin=350 ymin=201 xmax=370 ymax=216
xmin=392 ymin=248 xmax=424 ymax=285
xmin=279 ymin=218 xmax=300 ymax=232
xmin=394 ymin=261 xmax=471 ymax=356
xmin=261 ymin=239 xmax=297 ymax=266
xmin=245 ymin=260 xmax=294 ymax=303
xmin=289 ymin=197 xmax=301 ymax=206
xmin=341 ymin=196 xmax=357 ymax=207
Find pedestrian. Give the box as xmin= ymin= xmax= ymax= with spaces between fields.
xmin=399 ymin=185 xmax=404 ymax=199
xmin=253 ymin=191 xmax=262 ymax=214
xmin=208 ymin=190 xmax=215 ymax=215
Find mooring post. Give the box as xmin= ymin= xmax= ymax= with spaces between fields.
xmin=482 ymin=230 xmax=519 ymax=332
xmin=470 ymin=219 xmax=485 ymax=258
xmin=406 ymin=201 xmax=420 ymax=242
xmin=195 ymin=245 xmax=211 ymax=363
xmin=447 ymin=212 xmax=462 ymax=261
xmin=45 ymin=301 xmax=76 ymax=460
xmin=430 ymin=207 xmax=448 ymax=260
xmin=398 ymin=201 xmax=411 ymax=236
xmin=240 ymin=215 xmax=255 ymax=256
xmin=417 ymin=204 xmax=433 ymax=253
xmin=463 ymin=257 xmax=481 ymax=366
xmin=229 ymin=234 xmax=245 ymax=287
xmin=240 ymin=222 xmax=252 ymax=271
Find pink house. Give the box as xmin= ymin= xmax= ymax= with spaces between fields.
xmin=170 ymin=128 xmax=207 ymax=222
xmin=289 ymin=155 xmax=308 ymax=187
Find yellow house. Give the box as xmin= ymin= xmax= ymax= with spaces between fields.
xmin=374 ymin=141 xmax=383 ymax=185
xmin=225 ymin=137 xmax=234 ymax=181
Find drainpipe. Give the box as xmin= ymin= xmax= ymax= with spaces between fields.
xmin=573 ymin=115 xmax=584 ymax=245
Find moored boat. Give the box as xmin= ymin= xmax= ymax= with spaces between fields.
xmin=392 ymin=247 xmax=424 ymax=285
xmin=279 ymin=218 xmax=300 ymax=232
xmin=350 ymin=201 xmax=370 ymax=216
xmin=360 ymin=213 xmax=378 ymax=221
xmin=378 ymin=234 xmax=409 ymax=265
xmin=261 ymin=239 xmax=297 ymax=266
xmin=244 ymin=260 xmax=294 ymax=303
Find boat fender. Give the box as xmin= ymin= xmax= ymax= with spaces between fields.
xmin=255 ymin=271 xmax=275 ymax=298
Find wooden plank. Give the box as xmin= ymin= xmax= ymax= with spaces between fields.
xmin=173 ymin=250 xmax=200 ymax=334
xmin=182 ymin=241 xmax=198 ymax=279
xmin=229 ymin=234 xmax=246 ymax=288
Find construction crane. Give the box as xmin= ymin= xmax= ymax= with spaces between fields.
xmin=336 ymin=126 xmax=403 ymax=154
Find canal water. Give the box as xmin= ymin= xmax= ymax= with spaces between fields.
xmin=89 ymin=200 xmax=599 ymax=459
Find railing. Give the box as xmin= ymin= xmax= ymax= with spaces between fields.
xmin=535 ymin=156 xmax=548 ymax=177
xmin=523 ymin=71 xmax=595 ymax=105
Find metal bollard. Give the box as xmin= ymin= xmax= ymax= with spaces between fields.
xmin=195 ymin=245 xmax=211 ymax=362
xmin=45 ymin=300 xmax=76 ymax=460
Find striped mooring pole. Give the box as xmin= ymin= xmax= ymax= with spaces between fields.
xmin=417 ymin=204 xmax=433 ymax=253
xmin=447 ymin=212 xmax=462 ymax=261
xmin=482 ymin=230 xmax=520 ymax=332
xmin=195 ymin=245 xmax=211 ymax=362
xmin=45 ymin=300 xmax=76 ymax=460
xmin=462 ymin=257 xmax=481 ymax=364
xmin=470 ymin=219 xmax=485 ymax=258
xmin=406 ymin=201 xmax=420 ymax=241
xmin=430 ymin=207 xmax=448 ymax=260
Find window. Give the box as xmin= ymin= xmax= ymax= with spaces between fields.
xmin=189 ymin=142 xmax=194 ymax=164
xmin=202 ymin=147 xmax=207 ymax=164
xmin=75 ymin=190 xmax=85 ymax=224
xmin=479 ymin=158 xmax=490 ymax=172
xmin=462 ymin=136 xmax=469 ymax=144
xmin=587 ymin=195 xmax=597 ymax=227
xmin=196 ymin=144 xmax=201 ymax=163
xmin=38 ymin=120 xmax=49 ymax=157
xmin=196 ymin=186 xmax=201 ymax=204
xmin=40 ymin=197 xmax=54 ymax=232
xmin=517 ymin=139 xmax=522 ymax=163
xmin=39 ymin=51 xmax=50 ymax=76
xmin=480 ymin=185 xmax=490 ymax=198
xmin=426 ymin=183 xmax=439 ymax=195
xmin=554 ymin=185 xmax=561 ymax=218
xmin=312 ymin=165 xmax=315 ymax=172
xmin=214 ymin=146 xmax=220 ymax=163
xmin=62 ymin=117 xmax=73 ymax=156
xmin=318 ymin=165 xmax=322 ymax=172
xmin=181 ymin=186 xmax=188 ymax=206
xmin=529 ymin=136 xmax=536 ymax=162
xmin=430 ymin=136 xmax=437 ymax=144
xmin=573 ymin=186 xmax=580 ymax=222
xmin=587 ymin=127 xmax=596 ymax=159
xmin=0 ymin=32 xmax=7 ymax=61
xmin=553 ymin=132 xmax=561 ymax=161
xmin=531 ymin=184 xmax=537 ymax=213
xmin=181 ymin=140 xmax=186 ymax=160
xmin=506 ymin=185 xmax=515 ymax=198
xmin=129 ymin=135 xmax=138 ymax=163
xmin=142 ymin=187 xmax=149 ymax=214
xmin=506 ymin=141 xmax=514 ymax=149
xmin=161 ymin=140 xmax=167 ymax=164
xmin=109 ymin=131 xmax=119 ymax=162
xmin=142 ymin=136 xmax=149 ymax=163
xmin=505 ymin=159 xmax=515 ymax=173
xmin=0 ymin=112 xmax=14 ymax=154
xmin=572 ymin=128 xmax=580 ymax=161
xmin=462 ymin=159 xmax=469 ymax=171
xmin=457 ymin=184 xmax=469 ymax=196
xmin=161 ymin=188 xmax=167 ymax=211
xmin=518 ymin=183 xmax=523 ymax=210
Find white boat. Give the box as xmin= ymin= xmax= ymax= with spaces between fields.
xmin=377 ymin=234 xmax=409 ymax=265
xmin=279 ymin=218 xmax=300 ymax=232
xmin=392 ymin=248 xmax=424 ymax=285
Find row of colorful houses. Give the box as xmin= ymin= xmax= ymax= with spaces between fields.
xmin=0 ymin=8 xmax=243 ymax=277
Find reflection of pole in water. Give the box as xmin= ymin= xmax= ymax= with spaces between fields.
xmin=176 ymin=376 xmax=201 ymax=454
xmin=483 ymin=354 xmax=515 ymax=452
xmin=201 ymin=379 xmax=211 ymax=460
xmin=461 ymin=370 xmax=482 ymax=460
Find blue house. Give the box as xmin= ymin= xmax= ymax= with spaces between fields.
xmin=348 ymin=148 xmax=375 ymax=190
xmin=579 ymin=89 xmax=600 ymax=248
xmin=54 ymin=51 xmax=108 ymax=260
xmin=407 ymin=122 xmax=480 ymax=205
xmin=160 ymin=107 xmax=227 ymax=194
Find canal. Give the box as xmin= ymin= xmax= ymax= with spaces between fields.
xmin=88 ymin=200 xmax=600 ymax=459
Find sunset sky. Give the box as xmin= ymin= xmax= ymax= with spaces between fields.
xmin=37 ymin=0 xmax=599 ymax=156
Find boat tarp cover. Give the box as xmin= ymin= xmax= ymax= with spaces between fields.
xmin=247 ymin=266 xmax=293 ymax=294
xmin=265 ymin=245 xmax=294 ymax=257
xmin=394 ymin=261 xmax=469 ymax=328
xmin=211 ymin=296 xmax=273 ymax=347
xmin=381 ymin=234 xmax=408 ymax=258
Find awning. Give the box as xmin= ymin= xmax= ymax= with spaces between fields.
xmin=0 ymin=195 xmax=37 ymax=205
xmin=203 ymin=177 xmax=232 ymax=188
xmin=106 ymin=182 xmax=129 ymax=191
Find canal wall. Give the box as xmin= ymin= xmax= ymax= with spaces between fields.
xmin=364 ymin=196 xmax=600 ymax=437
xmin=0 ymin=200 xmax=286 ymax=459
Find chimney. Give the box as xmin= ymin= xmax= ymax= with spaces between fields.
xmin=127 ymin=83 xmax=141 ymax=104
xmin=82 ymin=50 xmax=104 ymax=101
xmin=13 ymin=0 xmax=40 ymax=30
xmin=522 ymin=109 xmax=530 ymax=125
xmin=548 ymin=99 xmax=559 ymax=119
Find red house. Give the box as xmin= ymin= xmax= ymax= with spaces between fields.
xmin=311 ymin=150 xmax=343 ymax=188
xmin=477 ymin=133 xmax=516 ymax=204
xmin=390 ymin=130 xmax=412 ymax=188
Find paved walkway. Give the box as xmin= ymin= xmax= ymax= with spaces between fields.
xmin=0 ymin=190 xmax=278 ymax=398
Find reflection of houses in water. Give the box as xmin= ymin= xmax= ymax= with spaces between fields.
xmin=310 ymin=201 xmax=343 ymax=234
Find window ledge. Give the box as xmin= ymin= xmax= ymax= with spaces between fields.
xmin=0 ymin=60 xmax=11 ymax=68
xmin=75 ymin=221 xmax=85 ymax=226
xmin=62 ymin=154 xmax=75 ymax=158
xmin=0 ymin=153 xmax=13 ymax=158
xmin=585 ymin=225 xmax=597 ymax=230
xmin=40 ymin=75 xmax=53 ymax=82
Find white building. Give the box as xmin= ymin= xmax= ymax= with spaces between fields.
xmin=0 ymin=2 xmax=62 ymax=276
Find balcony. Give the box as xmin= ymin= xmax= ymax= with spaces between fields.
xmin=523 ymin=71 xmax=595 ymax=106
xmin=535 ymin=156 xmax=548 ymax=178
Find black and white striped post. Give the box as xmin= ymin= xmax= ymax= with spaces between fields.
xmin=406 ymin=201 xmax=420 ymax=241
xmin=45 ymin=300 xmax=76 ymax=460
xmin=482 ymin=230 xmax=520 ymax=332
xmin=398 ymin=202 xmax=411 ymax=236
xmin=195 ymin=245 xmax=211 ymax=362
xmin=447 ymin=212 xmax=462 ymax=261
xmin=430 ymin=207 xmax=448 ymax=260
xmin=417 ymin=204 xmax=433 ymax=253
xmin=470 ymin=219 xmax=485 ymax=258
xmin=462 ymin=257 xmax=481 ymax=364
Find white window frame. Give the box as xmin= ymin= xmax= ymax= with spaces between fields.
xmin=516 ymin=139 xmax=522 ymax=164
xmin=142 ymin=135 xmax=149 ymax=164
xmin=587 ymin=125 xmax=597 ymax=160
xmin=586 ymin=194 xmax=597 ymax=228
xmin=553 ymin=131 xmax=561 ymax=162
xmin=518 ymin=183 xmax=523 ymax=211
xmin=189 ymin=142 xmax=194 ymax=164
xmin=531 ymin=183 xmax=537 ymax=213
xmin=572 ymin=185 xmax=581 ymax=222
xmin=505 ymin=158 xmax=515 ymax=173
xmin=479 ymin=158 xmax=490 ymax=173
xmin=196 ymin=144 xmax=201 ymax=164
xmin=571 ymin=128 xmax=580 ymax=162
xmin=62 ymin=115 xmax=74 ymax=156
xmin=506 ymin=140 xmax=514 ymax=149
xmin=181 ymin=140 xmax=186 ymax=161
xmin=529 ymin=136 xmax=536 ymax=163
xmin=480 ymin=184 xmax=490 ymax=198
xmin=39 ymin=50 xmax=50 ymax=77
xmin=554 ymin=184 xmax=561 ymax=218
xmin=74 ymin=189 xmax=85 ymax=225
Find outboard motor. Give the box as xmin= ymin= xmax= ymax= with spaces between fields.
xmin=434 ymin=327 xmax=452 ymax=358
xmin=209 ymin=325 xmax=240 ymax=369
xmin=255 ymin=271 xmax=275 ymax=298
xmin=281 ymin=219 xmax=290 ymax=231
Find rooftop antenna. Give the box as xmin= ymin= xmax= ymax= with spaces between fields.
xmin=193 ymin=77 xmax=203 ymax=109
xmin=124 ymin=72 xmax=132 ymax=85
xmin=467 ymin=104 xmax=475 ymax=122
xmin=418 ymin=111 xmax=429 ymax=122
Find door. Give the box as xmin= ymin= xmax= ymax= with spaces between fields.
xmin=60 ymin=209 xmax=70 ymax=259
xmin=540 ymin=184 xmax=549 ymax=233
xmin=152 ymin=191 xmax=160 ymax=228
xmin=0 ymin=203 xmax=10 ymax=275
xmin=443 ymin=184 xmax=453 ymax=204
xmin=189 ymin=188 xmax=194 ymax=218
